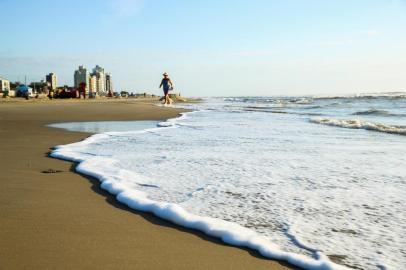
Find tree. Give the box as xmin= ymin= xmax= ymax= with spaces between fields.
xmin=120 ymin=91 xmax=129 ymax=97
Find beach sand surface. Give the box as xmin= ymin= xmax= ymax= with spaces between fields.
xmin=0 ymin=99 xmax=297 ymax=270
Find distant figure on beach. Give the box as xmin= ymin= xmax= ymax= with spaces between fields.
xmin=159 ymin=72 xmax=173 ymax=105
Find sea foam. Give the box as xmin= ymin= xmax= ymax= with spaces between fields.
xmin=50 ymin=113 xmax=349 ymax=270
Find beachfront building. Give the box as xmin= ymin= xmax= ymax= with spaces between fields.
xmin=91 ymin=65 xmax=106 ymax=94
xmin=0 ymin=77 xmax=11 ymax=93
xmin=74 ymin=65 xmax=111 ymax=96
xmin=88 ymin=74 xmax=97 ymax=97
xmin=74 ymin=66 xmax=89 ymax=93
xmin=45 ymin=73 xmax=57 ymax=90
xmin=106 ymin=73 xmax=113 ymax=94
xmin=95 ymin=73 xmax=104 ymax=94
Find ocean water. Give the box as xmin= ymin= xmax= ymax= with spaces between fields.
xmin=51 ymin=93 xmax=406 ymax=270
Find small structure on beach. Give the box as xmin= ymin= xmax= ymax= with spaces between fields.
xmin=0 ymin=77 xmax=11 ymax=97
xmin=16 ymin=85 xmax=33 ymax=97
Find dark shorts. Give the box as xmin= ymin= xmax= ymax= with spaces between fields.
xmin=163 ymin=88 xmax=169 ymax=95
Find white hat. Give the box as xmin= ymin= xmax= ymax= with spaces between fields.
xmin=163 ymin=72 xmax=168 ymax=76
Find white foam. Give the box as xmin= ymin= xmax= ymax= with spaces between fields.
xmin=310 ymin=117 xmax=406 ymax=135
xmin=50 ymin=113 xmax=350 ymax=270
xmin=52 ymin=158 xmax=348 ymax=270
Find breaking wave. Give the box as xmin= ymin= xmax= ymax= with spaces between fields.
xmin=351 ymin=109 xmax=405 ymax=117
xmin=310 ymin=117 xmax=406 ymax=135
xmin=352 ymin=109 xmax=392 ymax=116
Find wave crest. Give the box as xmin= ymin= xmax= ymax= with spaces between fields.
xmin=310 ymin=117 xmax=406 ymax=135
xmin=352 ymin=109 xmax=392 ymax=116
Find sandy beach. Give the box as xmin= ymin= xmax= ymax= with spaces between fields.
xmin=0 ymin=99 xmax=297 ymax=270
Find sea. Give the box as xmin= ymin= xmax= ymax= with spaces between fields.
xmin=50 ymin=93 xmax=406 ymax=270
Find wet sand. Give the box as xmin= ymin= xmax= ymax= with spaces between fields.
xmin=0 ymin=99 xmax=297 ymax=270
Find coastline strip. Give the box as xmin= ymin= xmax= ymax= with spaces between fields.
xmin=0 ymin=100 xmax=296 ymax=270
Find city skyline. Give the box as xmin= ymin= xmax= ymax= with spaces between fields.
xmin=1 ymin=0 xmax=406 ymax=97
xmin=74 ymin=64 xmax=113 ymax=95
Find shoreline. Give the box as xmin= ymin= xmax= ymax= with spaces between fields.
xmin=0 ymin=100 xmax=297 ymax=270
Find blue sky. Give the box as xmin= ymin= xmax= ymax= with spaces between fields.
xmin=1 ymin=0 xmax=406 ymax=96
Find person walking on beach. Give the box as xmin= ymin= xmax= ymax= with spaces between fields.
xmin=159 ymin=72 xmax=173 ymax=105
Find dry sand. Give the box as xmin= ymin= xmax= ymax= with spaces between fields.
xmin=0 ymin=99 xmax=298 ymax=270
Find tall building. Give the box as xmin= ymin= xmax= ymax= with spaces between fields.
xmin=95 ymin=73 xmax=104 ymax=94
xmin=106 ymin=73 xmax=113 ymax=94
xmin=0 ymin=77 xmax=11 ymax=93
xmin=45 ymin=73 xmax=57 ymax=90
xmin=74 ymin=65 xmax=89 ymax=93
xmin=92 ymin=65 xmax=105 ymax=94
xmin=88 ymin=74 xmax=97 ymax=96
